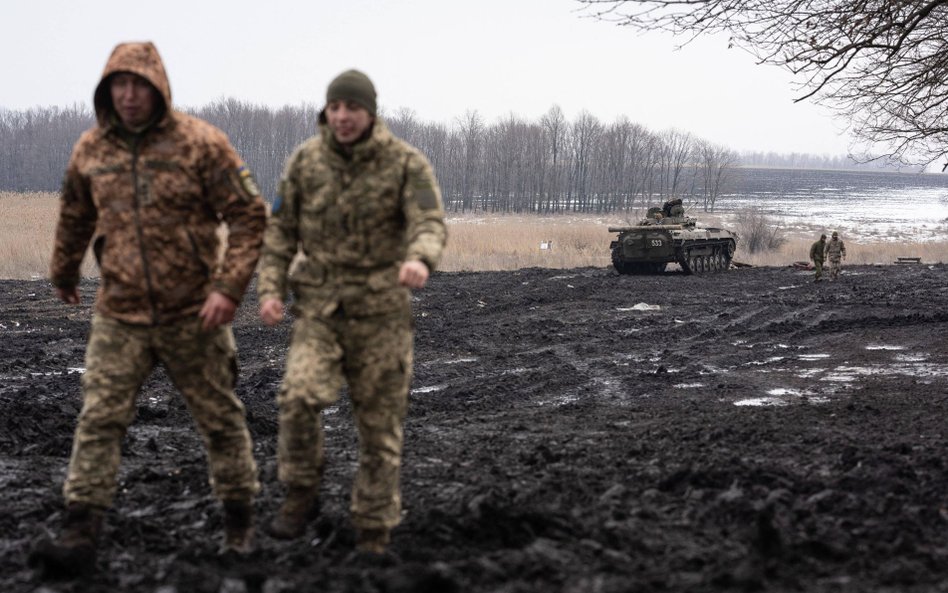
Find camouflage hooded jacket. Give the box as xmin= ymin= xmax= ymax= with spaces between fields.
xmin=257 ymin=117 xmax=447 ymax=319
xmin=49 ymin=42 xmax=266 ymax=325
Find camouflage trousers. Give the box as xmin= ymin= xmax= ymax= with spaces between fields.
xmin=827 ymin=257 xmax=842 ymax=280
xmin=63 ymin=314 xmax=259 ymax=509
xmin=813 ymin=260 xmax=824 ymax=281
xmin=276 ymin=312 xmax=413 ymax=531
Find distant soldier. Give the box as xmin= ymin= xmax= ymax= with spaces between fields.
xmin=809 ymin=234 xmax=827 ymax=282
xmin=257 ymin=69 xmax=447 ymax=555
xmin=824 ymin=231 xmax=847 ymax=280
xmin=31 ymin=42 xmax=265 ymax=576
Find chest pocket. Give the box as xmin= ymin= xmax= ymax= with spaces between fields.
xmin=142 ymin=159 xmax=202 ymax=210
xmin=350 ymin=163 xmax=406 ymax=237
xmin=298 ymin=172 xmax=333 ymax=240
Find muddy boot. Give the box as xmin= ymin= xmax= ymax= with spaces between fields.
xmin=29 ymin=502 xmax=104 ymax=577
xmin=355 ymin=527 xmax=390 ymax=554
xmin=221 ymin=500 xmax=255 ymax=554
xmin=266 ymin=485 xmax=319 ymax=540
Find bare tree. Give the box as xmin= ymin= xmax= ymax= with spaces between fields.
xmin=696 ymin=139 xmax=738 ymax=212
xmin=577 ymin=0 xmax=948 ymax=168
xmin=540 ymin=105 xmax=568 ymax=213
xmin=735 ymin=207 xmax=787 ymax=253
xmin=456 ymin=110 xmax=484 ymax=213
xmin=386 ymin=107 xmax=421 ymax=145
xmin=570 ymin=110 xmax=603 ymax=212
xmin=656 ymin=128 xmax=693 ymax=199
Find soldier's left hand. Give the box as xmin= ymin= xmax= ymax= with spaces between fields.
xmin=199 ymin=291 xmax=237 ymax=330
xmin=399 ymin=260 xmax=430 ymax=289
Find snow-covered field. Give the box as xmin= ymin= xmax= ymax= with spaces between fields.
xmin=715 ymin=167 xmax=948 ymax=241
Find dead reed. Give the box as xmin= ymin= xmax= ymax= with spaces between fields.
xmin=1 ymin=193 xmax=945 ymax=280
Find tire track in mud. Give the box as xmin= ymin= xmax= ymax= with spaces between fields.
xmin=4 ymin=265 xmax=948 ymax=593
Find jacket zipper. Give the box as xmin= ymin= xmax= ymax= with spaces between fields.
xmin=130 ymin=141 xmax=160 ymax=325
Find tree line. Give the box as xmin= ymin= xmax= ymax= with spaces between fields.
xmin=1 ymin=99 xmax=875 ymax=214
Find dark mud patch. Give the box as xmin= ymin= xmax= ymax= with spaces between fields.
xmin=2 ymin=264 xmax=948 ymax=592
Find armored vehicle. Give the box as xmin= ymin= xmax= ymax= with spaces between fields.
xmin=608 ymin=199 xmax=737 ymax=275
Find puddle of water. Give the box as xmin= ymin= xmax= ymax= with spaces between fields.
xmin=735 ymin=397 xmax=788 ymax=407
xmin=747 ymin=356 xmax=785 ymax=366
xmin=617 ymin=303 xmax=661 ymax=312
xmin=865 ymin=345 xmax=906 ymax=351
xmin=445 ymin=357 xmax=478 ymax=365
xmin=895 ymin=353 xmax=928 ymax=362
xmin=799 ymin=354 xmax=831 ymax=360
xmin=822 ymin=363 xmax=948 ymax=379
xmin=674 ymin=383 xmax=705 ymax=389
xmin=537 ymin=394 xmax=580 ymax=407
xmin=412 ymin=385 xmax=445 ymax=394
xmin=767 ymin=388 xmax=807 ymax=396
xmin=735 ymin=391 xmax=829 ymax=407
xmin=796 ymin=368 xmax=825 ymax=378
xmin=823 ymin=373 xmax=858 ymax=382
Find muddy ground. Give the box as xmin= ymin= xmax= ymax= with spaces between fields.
xmin=2 ymin=263 xmax=948 ymax=593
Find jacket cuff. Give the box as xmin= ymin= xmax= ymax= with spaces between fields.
xmin=50 ymin=275 xmax=78 ymax=290
xmin=213 ymin=280 xmax=244 ymax=304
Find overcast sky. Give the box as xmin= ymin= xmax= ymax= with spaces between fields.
xmin=1 ymin=0 xmax=853 ymax=155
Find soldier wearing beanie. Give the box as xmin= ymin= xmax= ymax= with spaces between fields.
xmin=824 ymin=231 xmax=847 ymax=280
xmin=326 ymin=69 xmax=377 ymax=115
xmin=257 ymin=69 xmax=447 ymax=557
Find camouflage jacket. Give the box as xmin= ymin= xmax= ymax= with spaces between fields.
xmin=809 ymin=240 xmax=826 ymax=262
xmin=825 ymin=238 xmax=846 ymax=259
xmin=49 ymin=42 xmax=266 ymax=325
xmin=257 ymin=117 xmax=447 ymax=319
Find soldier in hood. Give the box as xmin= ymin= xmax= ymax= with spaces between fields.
xmin=31 ymin=42 xmax=265 ymax=576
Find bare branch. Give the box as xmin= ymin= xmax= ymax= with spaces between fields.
xmin=577 ymin=0 xmax=948 ymax=165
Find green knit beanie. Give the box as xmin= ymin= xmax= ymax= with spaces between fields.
xmin=326 ymin=69 xmax=377 ymax=115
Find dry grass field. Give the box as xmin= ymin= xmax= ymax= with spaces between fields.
xmin=0 ymin=192 xmax=97 ymax=279
xmin=1 ymin=192 xmax=946 ymax=280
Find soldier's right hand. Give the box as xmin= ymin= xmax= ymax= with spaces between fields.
xmin=259 ymin=298 xmax=284 ymax=326
xmin=56 ymin=287 xmax=80 ymax=304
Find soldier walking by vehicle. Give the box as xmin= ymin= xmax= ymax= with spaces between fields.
xmin=825 ymin=231 xmax=847 ymax=280
xmin=31 ymin=42 xmax=266 ymax=576
xmin=809 ymin=234 xmax=827 ymax=282
xmin=257 ymin=69 xmax=447 ymax=556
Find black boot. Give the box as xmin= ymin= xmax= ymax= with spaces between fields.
xmin=222 ymin=500 xmax=255 ymax=554
xmin=30 ymin=502 xmax=104 ymax=577
xmin=346 ymin=527 xmax=398 ymax=565
xmin=266 ymin=485 xmax=319 ymax=540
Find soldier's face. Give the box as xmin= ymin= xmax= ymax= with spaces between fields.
xmin=326 ymin=100 xmax=373 ymax=146
xmin=110 ymin=72 xmax=157 ymax=128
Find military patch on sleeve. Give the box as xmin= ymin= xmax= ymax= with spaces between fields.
xmin=236 ymin=164 xmax=261 ymax=197
xmin=271 ymin=195 xmax=283 ymax=215
xmin=415 ymin=187 xmax=438 ymax=210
